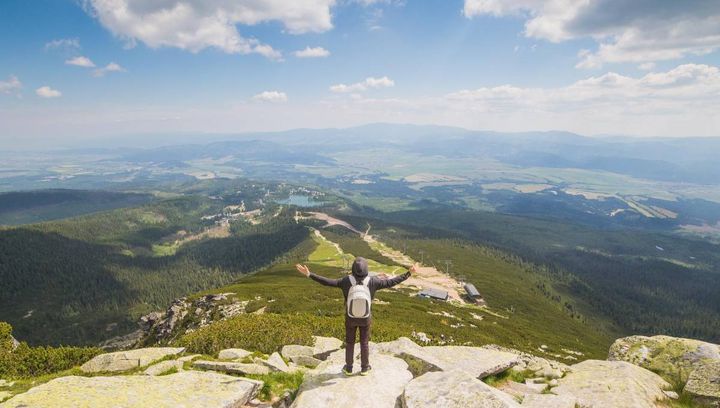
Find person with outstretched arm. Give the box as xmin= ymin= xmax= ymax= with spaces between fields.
xmin=296 ymin=257 xmax=417 ymax=376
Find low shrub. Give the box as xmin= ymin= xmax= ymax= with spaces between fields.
xmin=0 ymin=322 xmax=101 ymax=379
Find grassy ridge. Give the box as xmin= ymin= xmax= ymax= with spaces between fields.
xmin=181 ymin=233 xmax=612 ymax=359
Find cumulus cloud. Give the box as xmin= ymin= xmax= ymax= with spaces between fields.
xmin=252 ymin=90 xmax=288 ymax=103
xmin=464 ymin=0 xmax=720 ymax=68
xmin=36 ymin=86 xmax=62 ymax=98
xmin=93 ymin=62 xmax=126 ymax=77
xmin=65 ymin=56 xmax=96 ymax=68
xmin=0 ymin=76 xmax=22 ymax=94
xmin=294 ymin=46 xmax=331 ymax=58
xmin=84 ymin=0 xmax=336 ymax=59
xmin=330 ymin=76 xmax=395 ymax=93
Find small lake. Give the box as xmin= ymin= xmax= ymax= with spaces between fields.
xmin=276 ymin=194 xmax=326 ymax=207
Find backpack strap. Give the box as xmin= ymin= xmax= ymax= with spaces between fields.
xmin=349 ymin=275 xmax=357 ymax=285
xmin=361 ymin=277 xmax=370 ymax=286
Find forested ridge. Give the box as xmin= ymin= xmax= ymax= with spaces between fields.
xmin=340 ymin=209 xmax=720 ymax=343
xmin=0 ymin=196 xmax=313 ymax=346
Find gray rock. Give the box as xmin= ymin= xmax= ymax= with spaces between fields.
xmin=541 ymin=367 xmax=562 ymax=379
xmin=684 ymin=360 xmax=720 ymax=407
xmin=218 ymin=348 xmax=252 ymax=360
xmin=177 ymin=354 xmax=202 ymax=362
xmin=312 ymin=336 xmax=342 ymax=359
xmin=281 ymin=345 xmax=314 ymax=361
xmin=521 ymin=394 xmax=576 ymax=408
xmin=291 ymin=355 xmax=322 ymax=368
xmin=501 ymin=381 xmax=545 ymax=399
xmin=0 ymin=371 xmax=262 ymax=408
xmin=373 ymin=338 xmax=519 ymax=380
xmin=608 ymin=335 xmax=720 ymax=383
xmin=291 ymin=353 xmax=412 ymax=408
xmin=256 ymin=352 xmax=290 ymax=373
xmin=552 ymin=360 xmax=670 ymax=408
xmin=193 ymin=360 xmax=271 ymax=375
xmin=143 ymin=360 xmax=183 ymax=376
xmin=403 ymin=370 xmax=520 ymax=407
xmin=80 ymin=347 xmax=186 ymax=373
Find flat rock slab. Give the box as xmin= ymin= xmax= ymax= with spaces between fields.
xmin=218 ymin=348 xmax=252 ymax=360
xmin=373 ymin=338 xmax=519 ymax=379
xmin=144 ymin=360 xmax=183 ymax=376
xmin=193 ymin=360 xmax=270 ymax=375
xmin=281 ymin=345 xmax=315 ymax=361
xmin=403 ymin=370 xmax=520 ymax=408
xmin=0 ymin=371 xmax=262 ymax=408
xmin=684 ymin=360 xmax=720 ymax=406
xmin=312 ymin=336 xmax=342 ymax=359
xmin=80 ymin=347 xmax=185 ymax=373
xmin=552 ymin=360 xmax=669 ymax=408
xmin=418 ymin=346 xmax=519 ymax=379
xmin=291 ymin=353 xmax=412 ymax=408
xmin=521 ymin=394 xmax=576 ymax=408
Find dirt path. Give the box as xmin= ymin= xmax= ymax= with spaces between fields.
xmin=305 ymin=212 xmax=465 ymax=303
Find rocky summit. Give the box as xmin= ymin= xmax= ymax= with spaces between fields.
xmin=3 ymin=334 xmax=720 ymax=407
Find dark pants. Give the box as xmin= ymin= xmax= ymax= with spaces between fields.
xmin=345 ymin=319 xmax=371 ymax=370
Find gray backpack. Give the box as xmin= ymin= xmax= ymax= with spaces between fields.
xmin=347 ymin=276 xmax=372 ymax=318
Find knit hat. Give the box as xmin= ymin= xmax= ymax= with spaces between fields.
xmin=351 ymin=257 xmax=369 ymax=278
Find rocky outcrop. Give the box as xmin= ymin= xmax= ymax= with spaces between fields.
xmin=609 ymin=335 xmax=720 ymax=381
xmin=0 ymin=371 xmax=262 ymax=408
xmin=80 ymin=347 xmax=185 ymax=373
xmin=312 ymin=336 xmax=343 ymax=359
xmin=291 ymin=353 xmax=412 ymax=408
xmin=552 ymin=360 xmax=670 ymax=408
xmin=684 ymin=360 xmax=720 ymax=407
xmin=402 ymin=370 xmax=520 ymax=408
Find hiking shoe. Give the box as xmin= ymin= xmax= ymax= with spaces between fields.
xmin=360 ymin=366 xmax=372 ymax=376
xmin=342 ymin=365 xmax=353 ymax=376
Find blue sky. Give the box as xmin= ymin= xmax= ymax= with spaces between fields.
xmin=1 ymin=0 xmax=719 ymax=146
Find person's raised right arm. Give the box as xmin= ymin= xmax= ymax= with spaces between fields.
xmin=295 ymin=264 xmax=341 ymax=287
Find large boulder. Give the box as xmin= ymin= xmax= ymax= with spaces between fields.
xmin=373 ymin=338 xmax=519 ymax=379
xmin=402 ymin=370 xmax=520 ymax=408
xmin=609 ymin=335 xmax=720 ymax=381
xmin=683 ymin=360 xmax=720 ymax=407
xmin=281 ymin=345 xmax=314 ymax=361
xmin=312 ymin=336 xmax=342 ymax=359
xmin=0 ymin=371 xmax=262 ymax=408
xmin=552 ymin=360 xmax=670 ymax=408
xmin=291 ymin=353 xmax=412 ymax=408
xmin=80 ymin=347 xmax=185 ymax=373
xmin=256 ymin=352 xmax=290 ymax=373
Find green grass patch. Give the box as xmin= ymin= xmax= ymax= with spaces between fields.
xmin=246 ymin=371 xmax=305 ymax=402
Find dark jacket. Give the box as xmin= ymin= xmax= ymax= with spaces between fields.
xmin=309 ymin=271 xmax=411 ymax=326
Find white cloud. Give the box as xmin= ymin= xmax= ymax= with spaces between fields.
xmin=252 ymin=90 xmax=288 ymax=103
xmin=93 ymin=62 xmax=126 ymax=77
xmin=330 ymin=76 xmax=395 ymax=92
xmin=464 ymin=0 xmax=720 ymax=68
xmin=44 ymin=38 xmax=81 ymax=52
xmin=85 ymin=0 xmax=336 ymax=59
xmin=65 ymin=56 xmax=96 ymax=68
xmin=36 ymin=86 xmax=62 ymax=98
xmin=0 ymin=76 xmax=22 ymax=94
xmin=294 ymin=46 xmax=330 ymax=58
xmin=638 ymin=62 xmax=656 ymax=71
